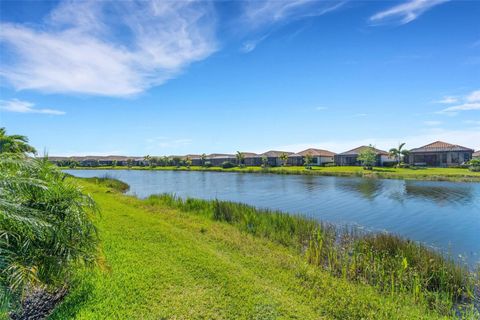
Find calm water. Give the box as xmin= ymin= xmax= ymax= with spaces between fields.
xmin=66 ymin=169 xmax=480 ymax=266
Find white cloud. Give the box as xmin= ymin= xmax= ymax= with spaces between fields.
xmin=354 ymin=113 xmax=368 ymax=117
xmin=424 ymin=120 xmax=442 ymax=126
xmin=466 ymin=90 xmax=480 ymax=102
xmin=315 ymin=107 xmax=328 ymax=111
xmin=240 ymin=0 xmax=345 ymax=52
xmin=146 ymin=137 xmax=192 ymax=150
xmin=435 ymin=96 xmax=458 ymax=104
xmin=437 ymin=89 xmax=480 ymax=114
xmin=370 ymin=0 xmax=449 ymax=25
xmin=0 ymin=99 xmax=65 ymax=115
xmin=0 ymin=1 xmax=217 ymax=97
xmin=244 ymin=0 xmax=345 ymax=28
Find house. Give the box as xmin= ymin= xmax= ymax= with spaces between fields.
xmin=288 ymin=148 xmax=336 ymax=166
xmin=206 ymin=154 xmax=236 ymax=166
xmin=334 ymin=146 xmax=391 ymax=166
xmin=408 ymin=141 xmax=474 ymax=167
xmin=257 ymin=150 xmax=293 ymax=167
xmin=473 ymin=151 xmax=480 ymax=159
xmin=239 ymin=152 xmax=259 ymax=166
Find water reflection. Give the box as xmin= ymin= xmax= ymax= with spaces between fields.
xmin=334 ymin=178 xmax=382 ymax=200
xmin=404 ymin=182 xmax=474 ymax=205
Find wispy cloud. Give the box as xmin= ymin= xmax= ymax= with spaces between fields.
xmin=240 ymin=0 xmax=345 ymax=52
xmin=437 ymin=89 xmax=480 ymax=115
xmin=315 ymin=106 xmax=328 ymax=111
xmin=0 ymin=99 xmax=65 ymax=115
xmin=0 ymin=1 xmax=217 ymax=97
xmin=424 ymin=120 xmax=442 ymax=126
xmin=435 ymin=96 xmax=458 ymax=104
xmin=354 ymin=113 xmax=368 ymax=117
xmin=370 ymin=0 xmax=449 ymax=25
xmin=146 ymin=137 xmax=192 ymax=150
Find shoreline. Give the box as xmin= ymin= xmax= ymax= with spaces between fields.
xmin=61 ymin=165 xmax=480 ymax=183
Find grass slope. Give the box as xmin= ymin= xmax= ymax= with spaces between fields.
xmin=63 ymin=165 xmax=480 ymax=182
xmin=50 ymin=179 xmax=455 ymax=319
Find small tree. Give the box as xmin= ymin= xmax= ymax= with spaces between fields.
xmin=358 ymin=145 xmax=377 ymax=170
xmin=304 ymin=153 xmax=313 ymax=169
xmin=236 ymin=151 xmax=245 ymax=167
xmin=126 ymin=158 xmax=134 ymax=168
xmin=112 ymin=160 xmax=117 ymax=168
xmin=389 ymin=143 xmax=409 ymax=167
xmin=280 ymin=153 xmax=289 ymax=166
xmin=185 ymin=156 xmax=192 ymax=168
xmin=261 ymin=155 xmax=269 ymax=168
xmin=201 ymin=153 xmax=207 ymax=167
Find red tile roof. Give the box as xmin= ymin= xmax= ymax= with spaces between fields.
xmin=410 ymin=141 xmax=474 ymax=153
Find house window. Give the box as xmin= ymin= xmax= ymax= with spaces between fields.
xmin=464 ymin=153 xmax=471 ymax=162
xmin=442 ymin=153 xmax=447 ymax=163
xmin=451 ymin=153 xmax=459 ymax=163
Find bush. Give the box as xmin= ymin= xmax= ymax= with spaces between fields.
xmin=323 ymin=162 xmax=336 ymax=167
xmin=203 ymin=161 xmax=212 ymax=168
xmin=0 ymin=154 xmax=98 ymax=313
xmin=469 ymin=166 xmax=480 ymax=172
xmin=221 ymin=161 xmax=235 ymax=169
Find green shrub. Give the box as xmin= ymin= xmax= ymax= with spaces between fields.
xmin=0 ymin=154 xmax=98 ymax=314
xmin=221 ymin=161 xmax=235 ymax=169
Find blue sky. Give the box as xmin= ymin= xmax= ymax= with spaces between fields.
xmin=0 ymin=0 xmax=479 ymax=156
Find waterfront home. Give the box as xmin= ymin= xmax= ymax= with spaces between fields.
xmin=240 ymin=152 xmax=259 ymax=166
xmin=259 ymin=150 xmax=294 ymax=166
xmin=408 ymin=141 xmax=474 ymax=166
xmin=288 ymin=148 xmax=336 ymax=166
xmin=207 ymin=153 xmax=236 ymax=166
xmin=334 ymin=146 xmax=392 ymax=166
xmin=473 ymin=151 xmax=480 ymax=159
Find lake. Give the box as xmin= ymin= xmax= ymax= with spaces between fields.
xmin=66 ymin=169 xmax=480 ymax=267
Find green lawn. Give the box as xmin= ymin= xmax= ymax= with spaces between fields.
xmin=64 ymin=165 xmax=480 ymax=182
xmin=49 ymin=179 xmax=456 ymax=319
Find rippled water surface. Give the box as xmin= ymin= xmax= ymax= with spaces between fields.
xmin=66 ymin=169 xmax=480 ymax=266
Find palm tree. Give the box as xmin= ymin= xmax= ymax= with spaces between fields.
xmin=279 ymin=153 xmax=289 ymax=166
xmin=143 ymin=155 xmax=151 ymax=167
xmin=389 ymin=143 xmax=409 ymax=167
xmin=0 ymin=154 xmax=98 ymax=312
xmin=0 ymin=127 xmax=37 ymax=155
xmin=236 ymin=151 xmax=245 ymax=167
xmin=200 ymin=153 xmax=207 ymax=167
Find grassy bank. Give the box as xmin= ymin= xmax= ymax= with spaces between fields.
xmin=49 ymin=178 xmax=479 ymax=319
xmin=62 ymin=165 xmax=480 ymax=182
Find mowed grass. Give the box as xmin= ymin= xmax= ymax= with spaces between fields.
xmin=47 ymin=179 xmax=462 ymax=319
xmin=63 ymin=165 xmax=480 ymax=182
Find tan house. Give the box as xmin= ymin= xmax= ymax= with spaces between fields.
xmin=288 ymin=148 xmax=336 ymax=166
xmin=473 ymin=151 xmax=480 ymax=159
xmin=408 ymin=141 xmax=474 ymax=167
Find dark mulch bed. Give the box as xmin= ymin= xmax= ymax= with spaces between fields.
xmin=10 ymin=288 xmax=67 ymax=320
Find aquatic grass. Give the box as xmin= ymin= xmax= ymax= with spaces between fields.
xmin=145 ymin=193 xmax=479 ymax=316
